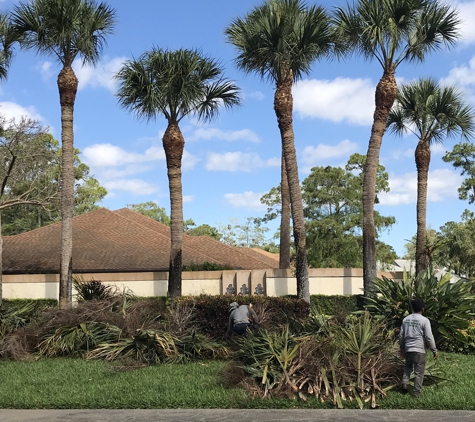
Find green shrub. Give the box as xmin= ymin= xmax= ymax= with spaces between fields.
xmin=365 ymin=269 xmax=475 ymax=351
xmin=310 ymin=294 xmax=364 ymax=315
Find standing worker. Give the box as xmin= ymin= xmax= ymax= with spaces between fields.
xmin=399 ymin=298 xmax=438 ymax=398
xmin=227 ymin=302 xmax=259 ymax=336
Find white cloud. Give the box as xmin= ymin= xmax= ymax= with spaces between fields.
xmin=245 ymin=91 xmax=265 ymax=101
xmin=190 ymin=127 xmax=260 ymax=143
xmin=206 ymin=151 xmax=280 ymax=172
xmin=82 ymin=143 xmax=166 ymax=167
xmin=104 ymin=179 xmax=158 ymax=195
xmin=379 ymin=169 xmax=461 ymax=206
xmin=301 ymin=139 xmax=359 ymax=171
xmin=39 ymin=61 xmax=54 ymax=81
xmin=390 ymin=148 xmax=414 ymax=160
xmin=293 ymin=77 xmax=375 ymax=125
xmin=224 ymin=191 xmax=267 ymax=211
xmin=73 ymin=56 xmax=127 ymax=92
xmin=183 ymin=195 xmax=194 ymax=203
xmin=182 ymin=150 xmax=200 ymax=171
xmin=0 ymin=102 xmax=48 ymax=125
xmin=448 ymin=0 xmax=475 ymax=45
xmin=441 ymin=55 xmax=475 ymax=88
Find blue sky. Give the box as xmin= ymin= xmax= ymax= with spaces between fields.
xmin=1 ymin=0 xmax=475 ymax=257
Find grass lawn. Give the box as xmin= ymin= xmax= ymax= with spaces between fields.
xmin=0 ymin=353 xmax=474 ymax=409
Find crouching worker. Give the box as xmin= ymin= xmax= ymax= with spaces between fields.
xmin=227 ymin=302 xmax=259 ymax=336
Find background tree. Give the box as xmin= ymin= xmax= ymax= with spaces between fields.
xmin=186 ymin=224 xmax=222 ymax=241
xmin=303 ymin=153 xmax=396 ymax=267
xmin=443 ymin=142 xmax=475 ymax=204
xmin=0 ymin=117 xmax=58 ymax=306
xmin=437 ymin=210 xmax=475 ymax=280
xmin=116 ymin=48 xmax=240 ymax=299
xmin=387 ymin=78 xmax=474 ymax=277
xmin=127 ymin=202 xmax=171 ymax=225
xmin=226 ymin=0 xmax=339 ymax=302
xmin=335 ymin=0 xmax=460 ymax=294
xmin=12 ymin=0 xmax=116 ymax=309
xmin=2 ymin=142 xmax=107 ymax=235
xmin=217 ymin=217 xmax=270 ymax=248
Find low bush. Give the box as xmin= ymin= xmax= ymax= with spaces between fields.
xmin=310 ymin=294 xmax=364 ymax=315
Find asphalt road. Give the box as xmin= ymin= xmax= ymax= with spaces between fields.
xmin=1 ymin=409 xmax=475 ymax=422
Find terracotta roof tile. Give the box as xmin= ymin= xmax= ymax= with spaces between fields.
xmin=3 ymin=208 xmax=279 ymax=273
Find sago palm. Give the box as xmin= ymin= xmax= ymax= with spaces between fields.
xmin=334 ymin=0 xmax=460 ymax=294
xmin=11 ymin=0 xmax=116 ymax=309
xmin=226 ymin=0 xmax=338 ymax=302
xmin=116 ymin=48 xmax=241 ymax=298
xmin=387 ymin=78 xmax=475 ymax=276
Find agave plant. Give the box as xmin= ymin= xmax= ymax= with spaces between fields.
xmin=38 ymin=322 xmax=122 ymax=357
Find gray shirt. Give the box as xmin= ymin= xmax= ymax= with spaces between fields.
xmin=227 ymin=305 xmax=258 ymax=335
xmin=399 ymin=312 xmax=437 ymax=355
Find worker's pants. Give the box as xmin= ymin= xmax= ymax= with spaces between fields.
xmin=402 ymin=351 xmax=426 ymax=396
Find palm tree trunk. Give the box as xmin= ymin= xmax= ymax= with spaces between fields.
xmin=280 ymin=154 xmax=291 ymax=269
xmin=163 ymin=122 xmax=184 ymax=298
xmin=363 ymin=69 xmax=397 ymax=295
xmin=274 ymin=72 xmax=309 ymax=302
xmin=58 ymin=65 xmax=78 ymax=309
xmin=415 ymin=140 xmax=431 ymax=278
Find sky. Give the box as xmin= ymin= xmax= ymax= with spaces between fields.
xmin=1 ymin=0 xmax=475 ymax=258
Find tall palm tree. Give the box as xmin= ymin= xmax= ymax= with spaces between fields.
xmin=11 ymin=0 xmax=116 ymax=308
xmin=387 ymin=78 xmax=475 ymax=276
xmin=116 ymin=48 xmax=241 ymax=299
xmin=226 ymin=0 xmax=338 ymax=303
xmin=0 ymin=13 xmax=17 ymax=81
xmin=334 ymin=0 xmax=460 ymax=294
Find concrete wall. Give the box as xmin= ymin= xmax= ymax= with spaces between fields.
xmin=2 ymin=268 xmax=403 ymax=300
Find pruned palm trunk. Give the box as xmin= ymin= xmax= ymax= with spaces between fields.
xmin=274 ymin=72 xmax=309 ymax=302
xmin=415 ymin=140 xmax=431 ymax=278
xmin=163 ymin=122 xmax=184 ymax=298
xmin=280 ymin=155 xmax=291 ymax=269
xmin=363 ymin=69 xmax=397 ymax=295
xmin=58 ymin=65 xmax=78 ymax=309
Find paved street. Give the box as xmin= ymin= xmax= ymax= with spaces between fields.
xmin=1 ymin=409 xmax=475 ymax=422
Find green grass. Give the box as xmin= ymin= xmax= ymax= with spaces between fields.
xmin=0 ymin=353 xmax=474 ymax=409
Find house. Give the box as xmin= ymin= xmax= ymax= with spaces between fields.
xmin=2 ymin=207 xmax=280 ymax=274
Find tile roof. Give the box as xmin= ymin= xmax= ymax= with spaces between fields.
xmin=2 ymin=208 xmax=279 ymax=274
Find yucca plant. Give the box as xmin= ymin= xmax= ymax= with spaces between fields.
xmin=73 ymin=277 xmax=116 ymax=301
xmin=0 ymin=301 xmax=37 ymax=337
xmin=365 ymin=268 xmax=475 ymax=349
xmin=38 ymin=322 xmax=122 ymax=357
xmin=232 ymin=326 xmax=309 ymax=396
xmin=88 ymin=329 xmax=179 ymax=364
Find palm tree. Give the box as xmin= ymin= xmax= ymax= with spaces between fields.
xmin=225 ymin=0 xmax=338 ymax=303
xmin=116 ymin=48 xmax=241 ymax=299
xmin=387 ymin=78 xmax=475 ymax=276
xmin=0 ymin=13 xmax=17 ymax=81
xmin=334 ymin=0 xmax=460 ymax=294
xmin=11 ymin=0 xmax=116 ymax=308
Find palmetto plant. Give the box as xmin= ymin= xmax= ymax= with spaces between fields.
xmin=387 ymin=78 xmax=475 ymax=276
xmin=365 ymin=269 xmax=475 ymax=349
xmin=38 ymin=322 xmax=122 ymax=357
xmin=334 ymin=0 xmax=461 ymax=293
xmin=116 ymin=48 xmax=240 ymax=299
xmin=11 ymin=0 xmax=116 ymax=308
xmin=88 ymin=329 xmax=180 ymax=364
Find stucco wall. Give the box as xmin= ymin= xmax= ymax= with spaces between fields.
xmin=2 ymin=268 xmax=403 ymax=300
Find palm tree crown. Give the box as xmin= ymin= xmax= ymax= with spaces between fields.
xmin=0 ymin=14 xmax=18 ymax=81
xmin=116 ymin=48 xmax=241 ymax=124
xmin=11 ymin=0 xmax=115 ymax=67
xmin=388 ymin=78 xmax=475 ymax=143
xmin=226 ymin=0 xmax=337 ymax=84
xmin=334 ymin=0 xmax=460 ymax=71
